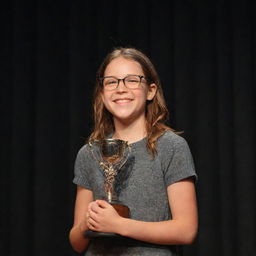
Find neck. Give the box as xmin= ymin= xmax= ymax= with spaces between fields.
xmin=113 ymin=116 xmax=147 ymax=144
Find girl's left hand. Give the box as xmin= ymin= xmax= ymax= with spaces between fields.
xmin=87 ymin=200 xmax=122 ymax=234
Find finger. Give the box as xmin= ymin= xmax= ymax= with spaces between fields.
xmin=87 ymin=222 xmax=95 ymax=231
xmin=90 ymin=202 xmax=102 ymax=213
xmin=95 ymin=200 xmax=111 ymax=208
xmin=88 ymin=209 xmax=99 ymax=221
xmin=87 ymin=201 xmax=95 ymax=211
xmin=86 ymin=211 xmax=93 ymax=221
xmin=87 ymin=217 xmax=99 ymax=231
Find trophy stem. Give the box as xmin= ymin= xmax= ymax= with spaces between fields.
xmin=107 ymin=191 xmax=112 ymax=202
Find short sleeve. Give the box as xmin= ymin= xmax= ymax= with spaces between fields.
xmin=73 ymin=145 xmax=92 ymax=190
xmin=162 ymin=134 xmax=197 ymax=187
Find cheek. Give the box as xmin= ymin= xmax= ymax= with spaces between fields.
xmin=101 ymin=93 xmax=112 ymax=112
xmin=137 ymin=90 xmax=149 ymax=101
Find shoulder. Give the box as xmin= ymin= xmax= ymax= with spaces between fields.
xmin=77 ymin=143 xmax=90 ymax=154
xmin=76 ymin=143 xmax=89 ymax=157
xmin=156 ymin=131 xmax=193 ymax=163
xmin=157 ymin=130 xmax=188 ymax=151
xmin=75 ymin=143 xmax=92 ymax=163
xmin=157 ymin=131 xmax=197 ymax=183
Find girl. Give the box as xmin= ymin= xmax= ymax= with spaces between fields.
xmin=69 ymin=47 xmax=198 ymax=255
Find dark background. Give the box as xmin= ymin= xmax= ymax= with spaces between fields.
xmin=1 ymin=0 xmax=255 ymax=255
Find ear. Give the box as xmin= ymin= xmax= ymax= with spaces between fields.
xmin=147 ymin=83 xmax=157 ymax=101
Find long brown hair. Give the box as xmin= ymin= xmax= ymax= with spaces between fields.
xmin=89 ymin=47 xmax=174 ymax=156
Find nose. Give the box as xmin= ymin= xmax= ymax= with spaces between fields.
xmin=116 ymin=79 xmax=127 ymax=92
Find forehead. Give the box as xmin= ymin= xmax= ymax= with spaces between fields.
xmin=104 ymin=57 xmax=144 ymax=77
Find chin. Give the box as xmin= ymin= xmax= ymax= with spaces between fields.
xmin=111 ymin=111 xmax=134 ymax=120
xmin=115 ymin=116 xmax=133 ymax=123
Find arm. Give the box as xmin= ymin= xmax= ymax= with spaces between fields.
xmin=87 ymin=178 xmax=198 ymax=245
xmin=69 ymin=185 xmax=93 ymax=253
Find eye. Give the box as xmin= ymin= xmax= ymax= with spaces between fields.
xmin=104 ymin=78 xmax=118 ymax=86
xmin=126 ymin=76 xmax=140 ymax=83
xmin=128 ymin=79 xmax=139 ymax=83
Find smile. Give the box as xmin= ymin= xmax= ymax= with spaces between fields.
xmin=113 ymin=98 xmax=133 ymax=104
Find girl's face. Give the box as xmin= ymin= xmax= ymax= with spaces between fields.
xmin=101 ymin=57 xmax=156 ymax=124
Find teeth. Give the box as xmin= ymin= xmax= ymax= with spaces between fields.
xmin=115 ymin=99 xmax=131 ymax=103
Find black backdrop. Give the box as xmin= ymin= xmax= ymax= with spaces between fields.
xmin=1 ymin=1 xmax=255 ymax=256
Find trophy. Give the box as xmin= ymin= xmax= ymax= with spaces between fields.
xmin=85 ymin=138 xmax=131 ymax=237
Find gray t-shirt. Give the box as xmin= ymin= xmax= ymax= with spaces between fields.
xmin=73 ymin=131 xmax=197 ymax=256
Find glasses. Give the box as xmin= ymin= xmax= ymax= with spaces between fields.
xmin=100 ymin=75 xmax=146 ymax=91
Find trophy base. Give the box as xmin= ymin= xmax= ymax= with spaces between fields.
xmin=109 ymin=200 xmax=130 ymax=218
xmin=84 ymin=230 xmax=121 ymax=238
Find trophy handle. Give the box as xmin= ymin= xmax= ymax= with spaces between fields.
xmin=113 ymin=144 xmax=131 ymax=171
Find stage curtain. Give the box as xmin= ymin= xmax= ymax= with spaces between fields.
xmin=1 ymin=1 xmax=255 ymax=255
